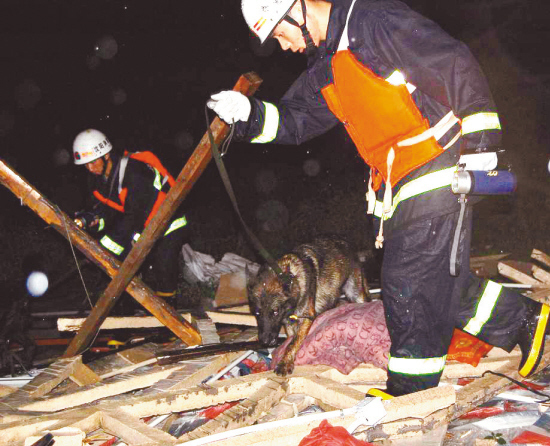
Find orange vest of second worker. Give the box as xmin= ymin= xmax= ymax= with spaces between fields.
xmin=92 ymin=151 xmax=186 ymax=257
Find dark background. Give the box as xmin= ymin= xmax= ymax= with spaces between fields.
xmin=0 ymin=0 xmax=549 ymax=306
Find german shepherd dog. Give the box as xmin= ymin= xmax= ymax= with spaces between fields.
xmin=247 ymin=236 xmax=369 ymax=376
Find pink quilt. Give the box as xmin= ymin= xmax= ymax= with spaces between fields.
xmin=270 ymin=301 xmax=391 ymax=374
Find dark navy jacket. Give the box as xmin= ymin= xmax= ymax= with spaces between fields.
xmin=236 ymin=0 xmax=501 ymax=236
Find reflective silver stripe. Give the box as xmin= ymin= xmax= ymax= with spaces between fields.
xmin=153 ymin=168 xmax=162 ymax=190
xmin=100 ymin=235 xmax=124 ymax=255
xmin=132 ymin=217 xmax=187 ymax=243
xmin=118 ymin=156 xmax=129 ymax=194
xmin=388 ymin=354 xmax=447 ymax=375
xmin=462 ymin=112 xmax=501 ymax=135
xmin=373 ymin=166 xmax=456 ymax=219
xmin=98 ymin=218 xmax=105 ymax=232
xmin=251 ymin=102 xmax=279 ymax=144
xmin=463 ymin=281 xmax=502 ymax=336
xmin=165 ymin=216 xmax=187 ymax=236
xmin=385 ymin=70 xmax=416 ymax=94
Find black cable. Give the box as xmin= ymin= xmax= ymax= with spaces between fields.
xmin=204 ymin=104 xmax=286 ymax=279
xmin=482 ymin=370 xmax=550 ymax=403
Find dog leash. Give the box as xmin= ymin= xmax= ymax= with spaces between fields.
xmin=205 ymin=105 xmax=287 ymax=279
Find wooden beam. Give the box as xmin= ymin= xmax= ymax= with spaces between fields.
xmin=69 ymin=362 xmax=101 ymax=387
xmin=58 ymin=310 xmax=258 ymax=332
xmin=497 ymin=261 xmax=546 ymax=287
xmin=0 ymin=159 xmax=201 ymax=349
xmin=533 ymin=264 xmax=550 ymax=285
xmin=532 ymin=249 xmax=550 ymax=269
xmin=64 ymin=72 xmax=263 ymax=357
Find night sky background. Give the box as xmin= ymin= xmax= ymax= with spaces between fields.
xmin=0 ymin=0 xmax=549 ymax=302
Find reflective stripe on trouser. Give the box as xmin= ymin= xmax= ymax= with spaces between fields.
xmin=132 ymin=216 xmax=187 ymax=243
xmin=382 ymin=208 xmax=529 ymax=396
xmin=388 ymin=355 xmax=446 ymax=375
xmin=100 ymin=235 xmax=124 ymax=255
xmin=462 ymin=281 xmax=503 ymax=336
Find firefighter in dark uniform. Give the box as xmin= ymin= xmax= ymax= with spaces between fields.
xmin=73 ymin=129 xmax=187 ymax=310
xmin=207 ymin=0 xmax=549 ymax=395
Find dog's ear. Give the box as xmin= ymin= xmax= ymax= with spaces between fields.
xmin=279 ymin=270 xmax=294 ymax=296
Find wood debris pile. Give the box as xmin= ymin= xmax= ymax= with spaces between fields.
xmin=1 ymin=246 xmax=549 ymax=446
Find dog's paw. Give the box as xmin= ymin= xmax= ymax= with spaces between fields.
xmin=275 ymin=360 xmax=295 ymax=376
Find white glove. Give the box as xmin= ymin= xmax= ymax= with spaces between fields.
xmin=207 ymin=91 xmax=251 ymax=124
xmin=458 ymin=152 xmax=498 ymax=171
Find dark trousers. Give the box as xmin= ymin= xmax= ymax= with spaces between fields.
xmin=148 ymin=225 xmax=187 ymax=295
xmin=381 ymin=207 xmax=529 ymax=396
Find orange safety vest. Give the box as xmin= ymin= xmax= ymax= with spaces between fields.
xmin=321 ymin=50 xmax=444 ymax=191
xmin=93 ymin=151 xmax=176 ymax=227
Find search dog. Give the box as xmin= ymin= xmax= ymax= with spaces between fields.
xmin=247 ymin=236 xmax=370 ymax=375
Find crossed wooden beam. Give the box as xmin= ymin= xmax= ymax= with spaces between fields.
xmin=0 ymin=72 xmax=263 ymax=355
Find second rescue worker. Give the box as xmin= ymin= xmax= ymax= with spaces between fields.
xmin=73 ymin=129 xmax=188 ymax=310
xmin=207 ymin=0 xmax=550 ymax=395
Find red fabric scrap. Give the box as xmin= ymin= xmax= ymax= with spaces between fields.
xmin=200 ymin=402 xmax=238 ymax=419
xmin=512 ymin=430 xmax=550 ymax=445
xmin=459 ymin=405 xmax=504 ymax=420
xmin=298 ymin=420 xmax=375 ymax=446
xmin=446 ymin=329 xmax=493 ymax=367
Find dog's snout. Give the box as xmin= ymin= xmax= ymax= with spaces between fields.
xmin=259 ymin=332 xmax=278 ymax=347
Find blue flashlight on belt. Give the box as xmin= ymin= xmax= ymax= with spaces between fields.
xmin=452 ymin=170 xmax=517 ymax=195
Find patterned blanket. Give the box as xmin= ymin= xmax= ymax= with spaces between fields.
xmin=270 ymin=300 xmax=391 ymax=374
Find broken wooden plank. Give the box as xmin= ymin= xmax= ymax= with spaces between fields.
xmin=24 ymin=427 xmax=85 ymax=446
xmin=64 ymin=72 xmax=263 ymax=359
xmin=525 ymin=287 xmax=550 ymax=306
xmin=58 ymin=310 xmax=259 ymax=332
xmin=5 ymin=357 xmax=84 ymax=400
xmin=68 ymin=362 xmax=101 ymax=387
xmin=13 ymin=363 xmax=191 ymax=415
xmin=179 ymin=377 xmax=287 ymax=443
xmin=99 ymin=408 xmax=177 ymax=446
xmin=498 ymin=261 xmax=546 ymax=287
xmin=259 ymin=394 xmax=316 ymax=423
xmin=533 ymin=264 xmax=550 ymax=285
xmin=0 ymin=348 xmax=521 ymax=446
xmin=532 ymin=249 xmax=550 ymax=269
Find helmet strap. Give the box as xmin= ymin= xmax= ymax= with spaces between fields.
xmin=284 ymin=0 xmax=317 ymax=57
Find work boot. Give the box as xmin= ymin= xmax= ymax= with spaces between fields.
xmin=518 ymin=302 xmax=550 ymax=377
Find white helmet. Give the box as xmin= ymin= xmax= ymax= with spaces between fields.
xmin=73 ymin=129 xmax=112 ymax=165
xmin=241 ymin=0 xmax=297 ymax=43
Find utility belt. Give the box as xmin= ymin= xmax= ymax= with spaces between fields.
xmin=371 ymin=161 xmax=516 ymax=276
